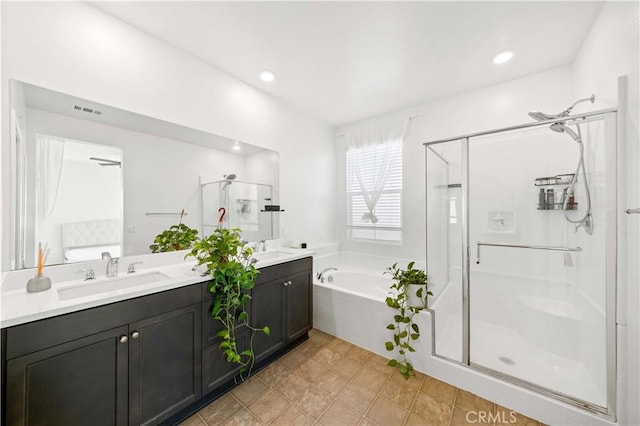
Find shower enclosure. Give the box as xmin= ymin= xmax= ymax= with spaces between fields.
xmin=200 ymin=178 xmax=279 ymax=242
xmin=425 ymin=107 xmax=617 ymax=418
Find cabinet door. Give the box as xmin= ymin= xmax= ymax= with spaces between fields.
xmin=251 ymin=278 xmax=286 ymax=362
xmin=5 ymin=326 xmax=129 ymax=426
xmin=128 ymin=304 xmax=201 ymax=426
xmin=286 ymin=271 xmax=312 ymax=342
xmin=202 ymin=328 xmax=250 ymax=394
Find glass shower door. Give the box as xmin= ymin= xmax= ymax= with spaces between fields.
xmin=467 ymin=117 xmax=613 ymax=411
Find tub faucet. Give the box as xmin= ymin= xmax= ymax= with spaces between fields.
xmin=106 ymin=258 xmax=119 ymax=278
xmin=316 ymin=267 xmax=338 ymax=283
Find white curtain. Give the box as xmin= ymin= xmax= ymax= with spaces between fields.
xmin=344 ymin=118 xmax=409 ymax=224
xmin=36 ymin=135 xmax=66 ymax=220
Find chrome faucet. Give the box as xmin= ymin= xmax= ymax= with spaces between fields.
xmin=106 ymin=258 xmax=119 ymax=278
xmin=316 ymin=267 xmax=338 ymax=283
xmin=253 ymin=240 xmax=267 ymax=252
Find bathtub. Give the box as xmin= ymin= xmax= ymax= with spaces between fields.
xmin=313 ymin=266 xmax=432 ymax=373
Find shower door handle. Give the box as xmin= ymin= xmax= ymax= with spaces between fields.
xmin=625 ymin=208 xmax=640 ymax=214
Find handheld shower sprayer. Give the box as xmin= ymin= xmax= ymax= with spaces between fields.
xmin=528 ymin=95 xmax=596 ymax=234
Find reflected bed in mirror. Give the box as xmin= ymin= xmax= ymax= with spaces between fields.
xmin=7 ymin=80 xmax=279 ymax=271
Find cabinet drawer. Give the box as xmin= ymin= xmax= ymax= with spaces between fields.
xmin=255 ymin=257 xmax=312 ymax=285
xmin=5 ymin=284 xmax=202 ymax=359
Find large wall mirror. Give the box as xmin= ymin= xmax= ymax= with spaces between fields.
xmin=6 ymin=80 xmax=279 ymax=271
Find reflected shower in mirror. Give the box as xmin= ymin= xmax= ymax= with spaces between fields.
xmin=7 ymin=80 xmax=279 ymax=271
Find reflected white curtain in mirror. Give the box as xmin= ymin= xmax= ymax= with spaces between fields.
xmin=36 ymin=134 xmax=66 ymax=221
xmin=344 ymin=118 xmax=408 ymax=224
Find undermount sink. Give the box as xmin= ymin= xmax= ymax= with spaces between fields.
xmin=58 ymin=272 xmax=170 ymax=300
xmin=253 ymin=251 xmax=293 ymax=262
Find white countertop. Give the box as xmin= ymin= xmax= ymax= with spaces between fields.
xmin=0 ymin=248 xmax=314 ymax=328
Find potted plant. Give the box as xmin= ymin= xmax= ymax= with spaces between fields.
xmin=149 ymin=222 xmax=199 ymax=253
xmin=384 ymin=261 xmax=432 ymax=379
xmin=187 ymin=227 xmax=269 ymax=378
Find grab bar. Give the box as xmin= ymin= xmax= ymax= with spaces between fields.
xmin=476 ymin=242 xmax=582 ymax=264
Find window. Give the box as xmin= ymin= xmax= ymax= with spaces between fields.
xmin=346 ymin=141 xmax=402 ymax=242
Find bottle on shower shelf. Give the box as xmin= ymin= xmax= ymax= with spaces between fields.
xmin=546 ymin=188 xmax=555 ymax=210
xmin=538 ymin=188 xmax=546 ymax=210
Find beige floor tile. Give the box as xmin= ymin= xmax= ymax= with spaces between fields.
xmin=379 ymin=379 xmax=418 ymax=409
xmin=256 ymin=362 xmax=289 ymax=387
xmin=333 ymin=357 xmax=364 ymax=378
xmin=405 ymin=412 xmax=435 ymax=426
xmin=179 ymin=414 xmax=206 ymax=426
xmin=311 ymin=347 xmax=343 ymax=368
xmin=273 ymin=372 xmax=312 ymax=402
xmin=450 ymin=407 xmax=476 ymax=425
xmin=365 ymin=396 xmax=408 ymax=426
xmin=315 ymin=369 xmax=350 ymax=397
xmin=297 ymin=339 xmax=323 ymax=357
xmin=295 ymin=385 xmax=334 ymax=419
xmin=366 ymin=354 xmax=396 ymax=376
xmin=327 ymin=338 xmax=353 ymax=355
xmin=198 ymin=394 xmax=243 ymax=425
xmin=270 ymin=404 xmax=315 ymax=426
xmin=279 ymin=348 xmax=309 ymax=370
xmin=358 ymin=417 xmax=378 ymax=426
xmin=247 ymin=389 xmax=288 ymax=424
xmin=230 ymin=377 xmax=269 ymax=405
xmin=420 ymin=376 xmax=457 ymax=406
xmin=412 ymin=392 xmax=453 ymax=425
xmin=455 ymin=390 xmax=494 ymax=413
xmin=337 ymin=382 xmax=378 ymax=414
xmin=319 ymin=400 xmax=362 ymax=426
xmin=344 ymin=345 xmax=374 ymax=363
xmin=309 ymin=329 xmax=337 ymax=345
xmin=295 ymin=358 xmax=327 ymax=381
xmin=390 ymin=369 xmax=427 ymax=389
xmin=223 ymin=408 xmax=262 ymax=426
xmin=495 ymin=406 xmax=540 ymax=425
xmin=353 ymin=368 xmax=390 ymax=392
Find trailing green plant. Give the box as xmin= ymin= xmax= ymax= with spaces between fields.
xmin=384 ymin=261 xmax=432 ymax=379
xmin=187 ymin=227 xmax=269 ymax=378
xmin=149 ymin=223 xmax=199 ymax=253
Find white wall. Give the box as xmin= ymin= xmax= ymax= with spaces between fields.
xmin=571 ymin=2 xmax=640 ymax=425
xmin=336 ymin=66 xmax=575 ymax=262
xmin=1 ymin=1 xmax=336 ymax=270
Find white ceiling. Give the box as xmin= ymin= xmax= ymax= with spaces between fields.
xmin=92 ymin=1 xmax=603 ymax=127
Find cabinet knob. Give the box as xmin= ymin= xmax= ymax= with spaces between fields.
xmin=288 ymin=280 xmax=292 ymax=286
xmin=131 ymin=331 xmax=140 ymax=339
xmin=120 ymin=335 xmax=128 ymax=343
xmin=283 ymin=281 xmax=288 ymax=287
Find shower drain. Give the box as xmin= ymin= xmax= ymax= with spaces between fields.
xmin=498 ymin=356 xmax=515 ymax=365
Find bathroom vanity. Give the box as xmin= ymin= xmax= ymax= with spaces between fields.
xmin=1 ymin=254 xmax=313 ymax=426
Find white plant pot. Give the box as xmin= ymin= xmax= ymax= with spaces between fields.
xmin=406 ymin=284 xmax=427 ymax=309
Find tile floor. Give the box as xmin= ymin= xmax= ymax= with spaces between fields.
xmin=181 ymin=329 xmax=542 ymax=426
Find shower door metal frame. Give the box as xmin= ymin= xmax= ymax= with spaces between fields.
xmin=424 ymin=107 xmax=618 ymax=420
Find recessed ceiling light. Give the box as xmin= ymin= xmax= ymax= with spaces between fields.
xmin=493 ymin=50 xmax=514 ymax=65
xmin=260 ymin=71 xmax=275 ymax=82
xmin=232 ymin=141 xmax=241 ymax=151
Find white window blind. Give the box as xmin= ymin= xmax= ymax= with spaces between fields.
xmin=346 ymin=141 xmax=402 ymax=241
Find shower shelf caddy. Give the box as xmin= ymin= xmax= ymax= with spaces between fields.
xmin=535 ymin=173 xmax=577 ymax=211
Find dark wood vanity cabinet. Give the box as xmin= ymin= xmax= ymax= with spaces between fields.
xmin=251 ymin=257 xmax=313 ymax=362
xmin=2 ymin=256 xmax=313 ymax=426
xmin=2 ymin=285 xmax=202 ymax=426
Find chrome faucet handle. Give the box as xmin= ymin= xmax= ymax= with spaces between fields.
xmin=101 ymin=251 xmax=112 ymax=260
xmin=127 ymin=262 xmax=143 ymax=274
xmin=76 ymin=268 xmax=96 ymax=281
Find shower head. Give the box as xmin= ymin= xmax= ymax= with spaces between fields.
xmin=550 ymin=122 xmax=581 ymax=143
xmin=528 ymin=95 xmax=596 ymax=122
xmin=224 ymin=174 xmax=237 ymax=181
